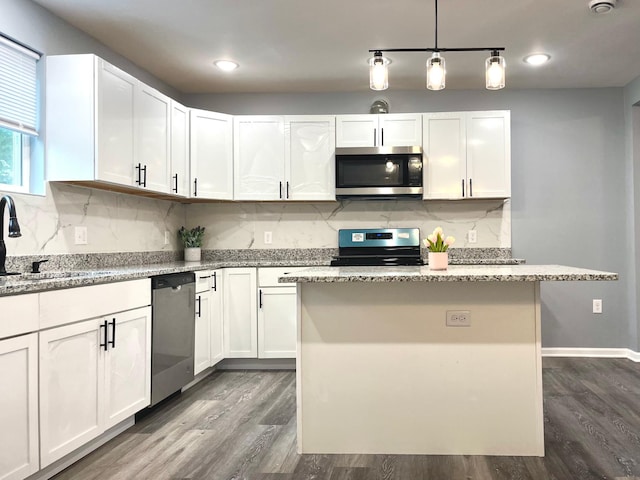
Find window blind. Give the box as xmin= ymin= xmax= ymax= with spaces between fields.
xmin=0 ymin=35 xmax=40 ymax=136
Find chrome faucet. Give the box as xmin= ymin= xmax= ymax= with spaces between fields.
xmin=0 ymin=195 xmax=22 ymax=275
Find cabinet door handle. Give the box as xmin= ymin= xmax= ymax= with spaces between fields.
xmin=193 ymin=178 xmax=198 ymax=197
xmin=469 ymin=178 xmax=473 ymax=197
xmin=196 ymin=295 xmax=202 ymax=317
xmin=141 ymin=165 xmax=147 ymax=187
xmin=100 ymin=320 xmax=108 ymax=351
xmin=199 ymin=275 xmax=211 ymax=279
xmin=461 ymin=179 xmax=465 ymax=198
xmin=259 ymin=289 xmax=263 ymax=309
xmin=286 ymin=181 xmax=290 ymax=199
xmin=212 ymin=272 xmax=217 ymax=292
xmin=381 ymin=127 xmax=384 ymax=146
xmin=135 ymin=163 xmax=142 ymax=186
xmin=373 ymin=129 xmax=376 ymax=146
xmin=108 ymin=318 xmax=116 ymax=349
xmin=172 ymin=174 xmax=178 ymax=193
xmin=279 ymin=181 xmax=283 ymax=199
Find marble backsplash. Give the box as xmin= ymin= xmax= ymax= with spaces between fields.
xmin=188 ymin=199 xmax=511 ymax=250
xmin=2 ymin=183 xmax=186 ymax=255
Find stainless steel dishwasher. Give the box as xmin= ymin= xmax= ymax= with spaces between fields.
xmin=150 ymin=272 xmax=196 ymax=406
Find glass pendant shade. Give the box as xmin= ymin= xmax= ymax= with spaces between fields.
xmin=485 ymin=52 xmax=505 ymax=90
xmin=426 ymin=52 xmax=446 ymax=90
xmin=369 ymin=53 xmax=389 ymax=91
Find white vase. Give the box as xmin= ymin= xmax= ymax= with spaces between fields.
xmin=184 ymin=247 xmax=201 ymax=262
xmin=428 ymin=252 xmax=448 ymax=270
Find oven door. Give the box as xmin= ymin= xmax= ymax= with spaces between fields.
xmin=335 ymin=152 xmax=423 ymax=198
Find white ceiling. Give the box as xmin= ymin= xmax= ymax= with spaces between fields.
xmin=32 ymin=0 xmax=640 ymax=94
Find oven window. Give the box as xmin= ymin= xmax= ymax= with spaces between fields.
xmin=337 ymin=155 xmax=406 ymax=187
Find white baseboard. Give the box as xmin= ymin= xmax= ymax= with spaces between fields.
xmin=542 ymin=347 xmax=640 ymax=362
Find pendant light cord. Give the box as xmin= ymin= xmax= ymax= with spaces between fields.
xmin=434 ymin=0 xmax=439 ymax=51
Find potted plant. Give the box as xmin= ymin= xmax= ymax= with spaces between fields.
xmin=178 ymin=226 xmax=205 ymax=262
xmin=424 ymin=227 xmax=455 ymax=270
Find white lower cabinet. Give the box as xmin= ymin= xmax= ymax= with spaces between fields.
xmin=39 ymin=306 xmax=151 ymax=467
xmin=194 ymin=289 xmax=212 ymax=375
xmin=209 ymin=270 xmax=224 ymax=366
xmin=257 ymin=286 xmax=297 ymax=358
xmin=223 ymin=268 xmax=258 ymax=358
xmin=194 ymin=270 xmax=224 ymax=374
xmin=0 ymin=333 xmax=39 ymax=480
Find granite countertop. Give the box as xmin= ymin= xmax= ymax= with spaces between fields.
xmin=278 ymin=265 xmax=619 ymax=283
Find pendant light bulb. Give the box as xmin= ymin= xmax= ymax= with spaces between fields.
xmin=485 ymin=51 xmax=505 ymax=90
xmin=369 ymin=51 xmax=389 ymax=91
xmin=426 ymin=52 xmax=446 ymax=91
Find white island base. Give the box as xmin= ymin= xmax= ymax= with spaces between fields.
xmin=296 ymin=281 xmax=544 ymax=456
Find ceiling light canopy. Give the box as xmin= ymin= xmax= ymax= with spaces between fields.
xmin=523 ymin=53 xmax=551 ymax=66
xmin=368 ymin=0 xmax=506 ymax=91
xmin=214 ymin=60 xmax=239 ymax=72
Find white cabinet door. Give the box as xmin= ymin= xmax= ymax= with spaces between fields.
xmin=135 ymin=84 xmax=171 ymax=193
xmin=104 ymin=307 xmax=151 ymax=429
xmin=285 ymin=116 xmax=336 ymax=201
xmin=466 ymin=111 xmax=511 ymax=198
xmin=423 ymin=112 xmax=467 ymax=199
xmin=0 ymin=334 xmax=39 ymax=480
xmin=379 ymin=113 xmax=422 ymax=147
xmin=223 ymin=268 xmax=257 ymax=358
xmin=190 ymin=109 xmax=234 ymax=199
xmin=234 ymin=116 xmax=286 ymax=200
xmin=335 ymin=115 xmax=378 ymax=147
xmin=210 ymin=270 xmax=224 ymax=367
xmin=257 ymin=286 xmax=297 ymax=359
xmin=96 ymin=59 xmax=136 ymax=186
xmin=170 ymin=101 xmax=190 ymax=197
xmin=194 ymin=290 xmax=212 ymax=375
xmin=39 ymin=319 xmax=104 ymax=467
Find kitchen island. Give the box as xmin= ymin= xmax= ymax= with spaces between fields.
xmin=279 ymin=265 xmax=617 ymax=457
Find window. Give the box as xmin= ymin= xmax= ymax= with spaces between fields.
xmin=0 ymin=34 xmax=40 ymax=193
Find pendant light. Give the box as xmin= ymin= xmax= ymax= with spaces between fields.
xmin=426 ymin=52 xmax=446 ymax=90
xmin=485 ymin=50 xmax=505 ymax=90
xmin=369 ymin=51 xmax=389 ymax=91
xmin=368 ymin=0 xmax=505 ymax=91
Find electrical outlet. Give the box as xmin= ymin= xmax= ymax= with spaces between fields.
xmin=468 ymin=230 xmax=477 ymax=244
xmin=593 ymin=299 xmax=603 ymax=314
xmin=74 ymin=226 xmax=88 ymax=245
xmin=164 ymin=231 xmax=170 ymax=245
xmin=446 ymin=310 xmax=471 ymax=327
xmin=264 ymin=231 xmax=273 ymax=245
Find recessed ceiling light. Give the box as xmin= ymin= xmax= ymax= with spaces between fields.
xmin=588 ymin=0 xmax=617 ymax=14
xmin=214 ymin=60 xmax=239 ymax=72
xmin=523 ymin=53 xmax=551 ymax=66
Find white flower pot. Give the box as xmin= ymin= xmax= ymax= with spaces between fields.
xmin=428 ymin=252 xmax=448 ymax=270
xmin=184 ymin=247 xmax=201 ymax=262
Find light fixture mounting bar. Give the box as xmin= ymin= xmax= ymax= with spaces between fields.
xmin=369 ymin=47 xmax=505 ymax=53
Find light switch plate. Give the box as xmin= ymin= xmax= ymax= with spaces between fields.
xmin=264 ymin=231 xmax=273 ymax=244
xmin=468 ymin=230 xmax=477 ymax=244
xmin=74 ymin=226 xmax=88 ymax=245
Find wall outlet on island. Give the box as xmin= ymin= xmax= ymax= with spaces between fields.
xmin=446 ymin=310 xmax=471 ymax=327
xmin=593 ymin=299 xmax=603 ymax=314
xmin=74 ymin=226 xmax=88 ymax=245
xmin=468 ymin=230 xmax=477 ymax=244
xmin=264 ymin=231 xmax=273 ymax=245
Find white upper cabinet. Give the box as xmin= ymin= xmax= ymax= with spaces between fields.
xmin=135 ymin=84 xmax=171 ymax=193
xmin=234 ymin=116 xmax=286 ymax=200
xmin=285 ymin=115 xmax=336 ymax=201
xmin=170 ymin=101 xmax=190 ymax=197
xmin=423 ymin=111 xmax=510 ymax=199
xmin=190 ymin=109 xmax=234 ymax=199
xmin=336 ymin=114 xmax=422 ymax=148
xmin=96 ymin=60 xmax=137 ymax=186
xmin=466 ymin=111 xmax=511 ymax=198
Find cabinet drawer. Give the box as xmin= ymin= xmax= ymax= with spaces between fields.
xmin=258 ymin=267 xmax=306 ymax=287
xmin=195 ymin=270 xmax=213 ymax=293
xmin=39 ymin=279 xmax=151 ymax=329
xmin=0 ymin=293 xmax=39 ymax=339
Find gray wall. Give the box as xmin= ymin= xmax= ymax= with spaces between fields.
xmin=185 ymin=88 xmax=633 ymax=350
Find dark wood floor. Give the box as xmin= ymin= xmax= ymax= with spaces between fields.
xmin=53 ymin=357 xmax=640 ymax=480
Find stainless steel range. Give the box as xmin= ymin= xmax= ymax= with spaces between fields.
xmin=330 ymin=227 xmax=423 ymax=266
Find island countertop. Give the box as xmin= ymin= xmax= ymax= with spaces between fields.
xmin=279 ymin=264 xmax=618 ymax=283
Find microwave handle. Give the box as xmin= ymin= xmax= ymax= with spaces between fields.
xmin=461 ymin=179 xmax=465 ymax=198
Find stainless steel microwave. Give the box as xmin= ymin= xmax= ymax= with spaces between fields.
xmin=335 ymin=146 xmax=423 ymax=199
